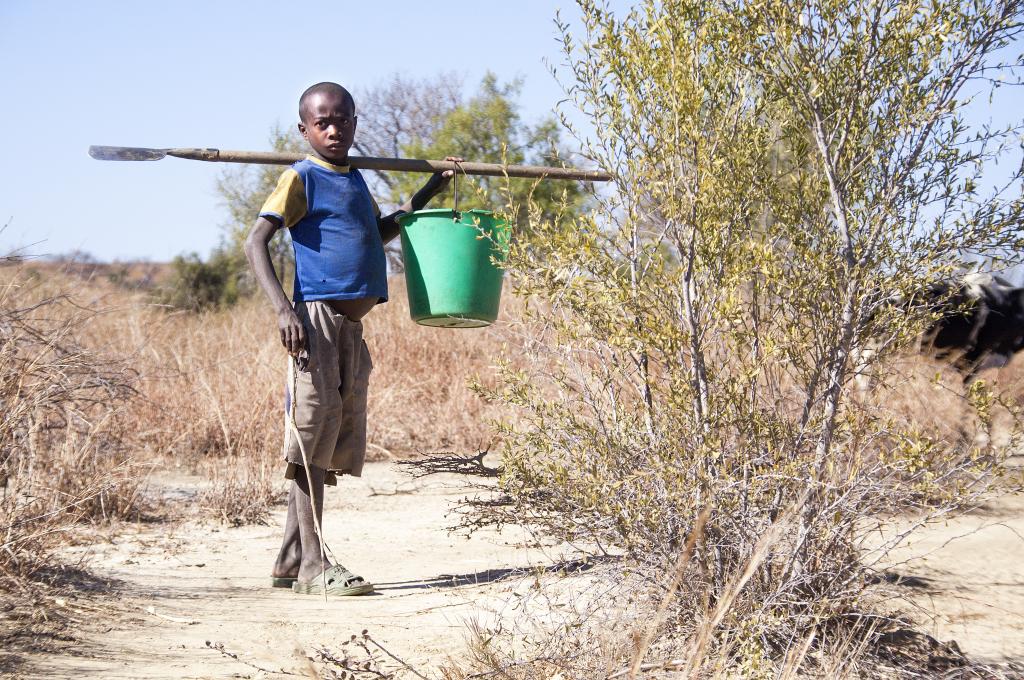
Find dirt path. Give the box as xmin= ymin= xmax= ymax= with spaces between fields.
xmin=884 ymin=490 xmax=1024 ymax=664
xmin=15 ymin=463 xmax=1024 ymax=677
xmin=24 ymin=463 xmax=587 ymax=679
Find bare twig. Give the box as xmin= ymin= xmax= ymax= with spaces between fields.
xmin=205 ymin=640 xmax=302 ymax=676
xmin=142 ymin=605 xmax=199 ymax=625
xmin=397 ymin=448 xmax=501 ymax=479
xmin=621 ymin=506 xmax=711 ymax=680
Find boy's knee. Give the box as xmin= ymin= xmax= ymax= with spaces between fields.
xmin=284 ymin=462 xmax=339 ymax=487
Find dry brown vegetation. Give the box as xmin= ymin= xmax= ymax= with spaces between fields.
xmin=3 ymin=259 xmax=1023 ymax=677
xmin=0 ymin=260 xmax=511 ymax=598
xmin=1 ymin=263 xmax=144 ymax=644
xmin=434 ymin=330 xmax=1024 ymax=678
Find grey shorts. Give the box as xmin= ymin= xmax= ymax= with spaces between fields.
xmin=283 ymin=301 xmax=372 ymax=485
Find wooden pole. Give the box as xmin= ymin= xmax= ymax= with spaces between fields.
xmin=88 ymin=145 xmax=612 ymax=182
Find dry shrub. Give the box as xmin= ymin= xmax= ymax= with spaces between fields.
xmin=429 ymin=0 xmax=1024 ymax=674
xmin=0 ymin=264 xmax=144 ymax=595
xmin=439 ymin=485 xmax=1016 ymax=680
xmin=361 ymin=278 xmax=517 ymax=455
xmin=3 ymin=264 xmax=514 ymax=524
xmin=113 ymin=275 xmax=508 ymax=466
xmin=453 ymin=295 xmax=1020 ymax=678
xmin=199 ymin=462 xmax=279 ymax=526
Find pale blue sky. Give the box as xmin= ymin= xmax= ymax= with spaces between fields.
xmin=0 ymin=0 xmax=594 ymax=261
xmin=0 ymin=2 xmax=1020 ymax=262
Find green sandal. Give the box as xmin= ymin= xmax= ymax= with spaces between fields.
xmin=292 ymin=564 xmax=373 ymax=596
xmin=270 ymin=576 xmax=297 ymax=588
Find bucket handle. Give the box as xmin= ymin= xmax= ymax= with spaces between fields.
xmin=452 ymin=159 xmax=463 ymax=222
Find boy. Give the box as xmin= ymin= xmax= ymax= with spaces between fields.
xmin=245 ymin=82 xmax=456 ymax=595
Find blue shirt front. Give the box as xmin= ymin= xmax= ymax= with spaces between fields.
xmin=259 ymin=156 xmax=388 ymax=303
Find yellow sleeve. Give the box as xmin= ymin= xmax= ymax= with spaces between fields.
xmin=259 ymin=168 xmax=307 ymax=228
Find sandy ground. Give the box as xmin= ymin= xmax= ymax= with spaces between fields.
xmin=20 ymin=463 xmax=595 ymax=679
xmin=882 ymin=490 xmax=1024 ymax=664
xmin=10 ymin=462 xmax=1024 ymax=678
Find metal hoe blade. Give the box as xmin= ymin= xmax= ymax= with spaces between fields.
xmin=88 ymin=146 xmax=168 ymax=161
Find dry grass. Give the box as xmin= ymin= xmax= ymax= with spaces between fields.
xmin=1 ymin=259 xmax=517 ymax=650
xmin=867 ymin=352 xmax=1024 ymax=449
xmin=0 ymin=264 xmax=144 ymax=608
xmin=4 ymin=259 xmax=1023 ymax=677
xmin=120 ymin=273 xmax=512 ymax=473
xmin=2 ymin=261 xmax=514 ymax=527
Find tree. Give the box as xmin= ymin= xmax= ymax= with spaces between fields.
xmin=394 ymin=74 xmax=588 ymax=228
xmin=349 ymin=71 xmax=464 ymax=200
xmin=463 ymin=0 xmax=1023 ymax=671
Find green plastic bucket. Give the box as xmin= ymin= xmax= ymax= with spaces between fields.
xmin=397 ymin=209 xmax=510 ymax=328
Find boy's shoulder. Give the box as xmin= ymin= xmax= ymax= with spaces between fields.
xmin=282 ymin=158 xmax=378 ymax=217
xmin=290 ymin=159 xmax=372 ymax=196
xmin=288 ymin=157 xmax=319 ymax=181
xmin=292 ymin=156 xmax=365 ymax=179
xmin=261 ymin=157 xmax=373 ymax=228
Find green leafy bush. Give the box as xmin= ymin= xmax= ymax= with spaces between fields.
xmin=158 ymin=248 xmax=247 ymax=312
xmin=455 ymin=0 xmax=1024 ymax=674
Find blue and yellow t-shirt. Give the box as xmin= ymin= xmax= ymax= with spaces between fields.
xmin=260 ymin=155 xmax=388 ymax=303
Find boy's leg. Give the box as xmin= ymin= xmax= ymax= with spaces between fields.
xmin=279 ymin=302 xmax=341 ymax=582
xmin=271 ymin=484 xmax=301 ymax=579
xmin=293 ymin=464 xmax=333 ymax=583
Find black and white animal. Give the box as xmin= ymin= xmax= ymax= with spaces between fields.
xmin=922 ymin=273 xmax=1024 ymax=381
xmin=853 ymin=273 xmax=1024 ymax=392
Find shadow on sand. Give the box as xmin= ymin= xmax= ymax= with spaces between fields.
xmin=372 ymin=555 xmax=613 ymax=592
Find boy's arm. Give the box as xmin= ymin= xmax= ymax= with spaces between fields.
xmin=377 ymin=156 xmax=462 ymax=244
xmin=244 ymin=216 xmax=306 ymax=355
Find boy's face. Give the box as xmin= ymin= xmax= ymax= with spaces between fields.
xmin=298 ymin=91 xmax=357 ymax=164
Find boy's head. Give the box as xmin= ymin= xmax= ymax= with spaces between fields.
xmin=297 ymin=82 xmax=357 ymax=165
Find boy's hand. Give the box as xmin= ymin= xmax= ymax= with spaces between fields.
xmin=384 ymin=156 xmax=467 ymax=240
xmin=433 ymin=156 xmax=463 ymax=188
xmin=278 ymin=307 xmax=307 ymax=356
